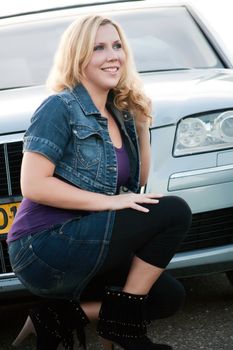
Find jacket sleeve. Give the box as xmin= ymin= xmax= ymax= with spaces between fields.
xmin=23 ymin=95 xmax=71 ymax=165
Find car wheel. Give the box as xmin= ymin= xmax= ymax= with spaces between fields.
xmin=226 ymin=271 xmax=233 ymax=286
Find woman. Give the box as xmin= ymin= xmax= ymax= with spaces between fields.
xmin=8 ymin=15 xmax=191 ymax=350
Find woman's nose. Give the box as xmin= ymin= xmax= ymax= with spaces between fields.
xmin=106 ymin=48 xmax=118 ymax=61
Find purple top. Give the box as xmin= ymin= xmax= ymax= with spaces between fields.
xmin=7 ymin=144 xmax=130 ymax=243
xmin=115 ymin=145 xmax=130 ymax=189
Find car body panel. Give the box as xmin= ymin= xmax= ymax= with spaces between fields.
xmin=143 ymin=69 xmax=233 ymax=128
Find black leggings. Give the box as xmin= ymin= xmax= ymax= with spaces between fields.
xmin=102 ymin=195 xmax=191 ymax=269
xmin=81 ymin=196 xmax=192 ymax=320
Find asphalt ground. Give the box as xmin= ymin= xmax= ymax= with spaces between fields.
xmin=0 ymin=272 xmax=233 ymax=350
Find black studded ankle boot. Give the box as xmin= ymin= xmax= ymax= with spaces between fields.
xmin=21 ymin=299 xmax=89 ymax=350
xmin=97 ymin=289 xmax=172 ymax=350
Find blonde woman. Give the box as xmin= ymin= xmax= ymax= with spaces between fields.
xmin=8 ymin=15 xmax=191 ymax=350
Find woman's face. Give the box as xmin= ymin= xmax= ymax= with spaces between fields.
xmin=82 ymin=23 xmax=126 ymax=93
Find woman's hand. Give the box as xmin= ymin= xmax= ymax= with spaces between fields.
xmin=109 ymin=193 xmax=163 ymax=213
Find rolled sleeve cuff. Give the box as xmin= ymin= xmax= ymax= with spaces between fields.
xmin=23 ymin=135 xmax=63 ymax=164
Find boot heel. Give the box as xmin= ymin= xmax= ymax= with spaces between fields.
xmin=12 ymin=316 xmax=36 ymax=347
xmin=101 ymin=338 xmax=115 ymax=349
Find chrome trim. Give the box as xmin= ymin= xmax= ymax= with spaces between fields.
xmin=168 ymin=164 xmax=233 ymax=191
xmin=0 ymin=272 xmax=15 ymax=279
xmin=0 ymin=275 xmax=26 ymax=296
xmin=0 ymin=196 xmax=22 ymax=205
xmin=0 ymin=133 xmax=24 ymax=144
xmin=0 ymin=243 xmax=6 ymax=272
xmin=3 ymin=143 xmax=12 ymax=196
xmin=168 ymin=244 xmax=233 ymax=269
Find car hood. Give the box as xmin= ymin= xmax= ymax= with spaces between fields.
xmin=0 ymin=85 xmax=48 ymax=135
xmin=142 ymin=68 xmax=233 ymax=127
xmin=0 ymin=68 xmax=233 ymax=134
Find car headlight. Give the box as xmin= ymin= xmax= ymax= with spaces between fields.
xmin=214 ymin=111 xmax=233 ymax=142
xmin=174 ymin=110 xmax=233 ymax=156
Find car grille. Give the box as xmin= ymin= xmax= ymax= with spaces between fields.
xmin=0 ymin=141 xmax=23 ymax=197
xmin=0 ymin=240 xmax=12 ymax=273
xmin=0 ymin=141 xmax=23 ymax=274
xmin=179 ymin=207 xmax=233 ymax=252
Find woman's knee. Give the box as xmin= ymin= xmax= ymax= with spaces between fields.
xmin=162 ymin=196 xmax=192 ymax=231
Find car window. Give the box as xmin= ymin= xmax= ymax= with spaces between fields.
xmin=0 ymin=6 xmax=224 ymax=90
xmin=114 ymin=8 xmax=224 ymax=72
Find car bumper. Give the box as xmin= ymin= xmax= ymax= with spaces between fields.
xmin=168 ymin=243 xmax=233 ymax=277
xmin=0 ymin=273 xmax=32 ymax=299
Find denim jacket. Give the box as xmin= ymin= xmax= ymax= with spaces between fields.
xmin=23 ymin=84 xmax=140 ymax=195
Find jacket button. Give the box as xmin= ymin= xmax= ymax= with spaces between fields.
xmin=121 ymin=187 xmax=129 ymax=192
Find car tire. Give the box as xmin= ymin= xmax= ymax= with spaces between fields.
xmin=226 ymin=271 xmax=233 ymax=287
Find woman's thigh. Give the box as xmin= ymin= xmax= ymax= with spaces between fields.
xmin=111 ymin=195 xmax=191 ymax=245
xmin=8 ymin=212 xmax=112 ymax=298
xmin=97 ymin=196 xmax=191 ymax=273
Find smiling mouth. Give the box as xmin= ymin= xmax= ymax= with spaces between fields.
xmin=101 ymin=67 xmax=119 ymax=73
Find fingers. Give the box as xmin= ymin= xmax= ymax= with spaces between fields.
xmin=114 ymin=192 xmax=164 ymax=212
xmin=130 ymin=193 xmax=163 ymax=212
xmin=131 ymin=203 xmax=150 ymax=213
xmin=134 ymin=197 xmax=159 ymax=204
xmin=130 ymin=193 xmax=163 ymax=202
xmin=142 ymin=193 xmax=164 ymax=199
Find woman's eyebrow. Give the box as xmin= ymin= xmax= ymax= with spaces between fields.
xmin=94 ymin=39 xmax=121 ymax=45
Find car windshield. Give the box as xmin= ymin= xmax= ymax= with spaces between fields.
xmin=0 ymin=6 xmax=224 ymax=89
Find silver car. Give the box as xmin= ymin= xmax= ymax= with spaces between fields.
xmin=1 ymin=0 xmax=233 ymax=298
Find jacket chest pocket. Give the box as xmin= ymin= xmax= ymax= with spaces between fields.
xmin=73 ymin=126 xmax=103 ymax=169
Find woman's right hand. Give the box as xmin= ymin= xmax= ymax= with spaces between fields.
xmin=109 ymin=193 xmax=163 ymax=213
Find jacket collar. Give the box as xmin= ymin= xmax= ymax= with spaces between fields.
xmin=72 ymin=84 xmax=132 ymax=130
xmin=72 ymin=84 xmax=101 ymax=116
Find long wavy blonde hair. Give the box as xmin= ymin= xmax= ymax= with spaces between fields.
xmin=46 ymin=15 xmax=152 ymax=120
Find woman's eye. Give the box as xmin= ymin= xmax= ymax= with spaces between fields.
xmin=94 ymin=43 xmax=122 ymax=51
xmin=94 ymin=45 xmax=104 ymax=51
xmin=113 ymin=43 xmax=122 ymax=49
